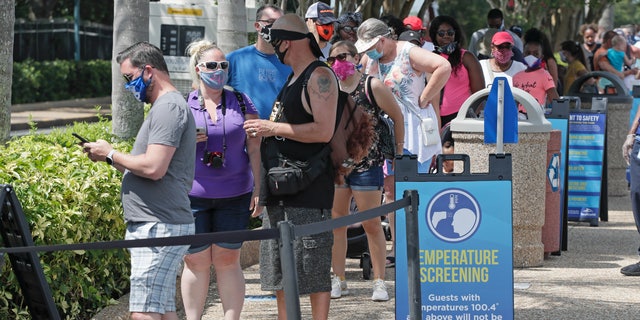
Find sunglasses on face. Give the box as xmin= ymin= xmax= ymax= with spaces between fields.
xmin=326 ymin=53 xmax=353 ymax=66
xmin=492 ymin=44 xmax=512 ymax=51
xmin=198 ymin=61 xmax=229 ymax=70
xmin=122 ymin=67 xmax=143 ymax=83
xmin=341 ymin=26 xmax=358 ymax=33
xmin=437 ymin=29 xmax=455 ymax=37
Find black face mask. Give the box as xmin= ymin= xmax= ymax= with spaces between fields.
xmin=273 ymin=40 xmax=288 ymax=64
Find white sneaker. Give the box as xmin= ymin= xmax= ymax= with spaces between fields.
xmin=371 ymin=279 xmax=389 ymax=301
xmin=330 ymin=274 xmax=349 ymax=299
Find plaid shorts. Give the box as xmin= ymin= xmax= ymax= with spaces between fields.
xmin=125 ymin=221 xmax=194 ymax=314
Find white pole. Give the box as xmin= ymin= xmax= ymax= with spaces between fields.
xmin=497 ymin=80 xmax=505 ymax=154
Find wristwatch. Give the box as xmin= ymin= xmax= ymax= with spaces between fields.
xmin=106 ymin=149 xmax=116 ymax=166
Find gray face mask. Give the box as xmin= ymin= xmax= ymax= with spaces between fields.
xmin=437 ymin=42 xmax=458 ymax=55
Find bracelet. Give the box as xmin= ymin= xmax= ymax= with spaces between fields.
xmin=628 ymin=134 xmax=636 ymax=138
xmin=396 ymin=142 xmax=404 ymax=145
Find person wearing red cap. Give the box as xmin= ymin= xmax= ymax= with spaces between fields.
xmin=479 ymin=31 xmax=526 ymax=92
xmin=403 ymin=16 xmax=435 ymax=51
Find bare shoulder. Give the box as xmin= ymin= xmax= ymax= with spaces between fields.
xmin=309 ymin=65 xmax=337 ymax=94
xmin=369 ymin=76 xmax=388 ymax=91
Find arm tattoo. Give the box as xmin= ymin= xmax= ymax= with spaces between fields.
xmin=309 ymin=72 xmax=335 ymax=102
xmin=317 ymin=75 xmax=331 ymax=93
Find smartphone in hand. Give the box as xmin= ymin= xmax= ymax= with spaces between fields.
xmin=72 ymin=133 xmax=89 ymax=144
xmin=196 ymin=127 xmax=206 ymax=134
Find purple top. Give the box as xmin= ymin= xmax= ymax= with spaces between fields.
xmin=187 ymin=89 xmax=258 ymax=199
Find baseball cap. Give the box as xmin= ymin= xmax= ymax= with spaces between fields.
xmin=491 ymin=31 xmax=514 ymax=46
xmin=305 ymin=2 xmax=337 ymax=25
xmin=355 ymin=18 xmax=391 ymax=53
xmin=399 ymin=30 xmax=421 ymax=45
xmin=403 ymin=16 xmax=425 ymax=31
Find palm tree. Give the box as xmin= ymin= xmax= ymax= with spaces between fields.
xmin=217 ymin=0 xmax=248 ymax=54
xmin=111 ymin=0 xmax=148 ymax=139
xmin=0 ymin=0 xmax=15 ymax=142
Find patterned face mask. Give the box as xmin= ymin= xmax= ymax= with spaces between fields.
xmin=437 ymin=42 xmax=458 ymax=55
xmin=200 ymin=69 xmax=228 ymax=90
xmin=493 ymin=48 xmax=513 ymax=64
xmin=124 ymin=69 xmax=152 ymax=103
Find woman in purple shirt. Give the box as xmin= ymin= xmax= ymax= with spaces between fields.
xmin=181 ymin=39 xmax=262 ymax=320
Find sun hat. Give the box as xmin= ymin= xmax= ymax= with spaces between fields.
xmin=354 ymin=18 xmax=391 ymax=53
xmin=491 ymin=31 xmax=515 ymax=45
xmin=305 ymin=2 xmax=337 ymax=25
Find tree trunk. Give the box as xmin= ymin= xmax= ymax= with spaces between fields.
xmin=598 ymin=3 xmax=614 ymax=32
xmin=217 ymin=0 xmax=248 ymax=54
xmin=0 ymin=0 xmax=15 ymax=142
xmin=111 ymin=0 xmax=148 ymax=140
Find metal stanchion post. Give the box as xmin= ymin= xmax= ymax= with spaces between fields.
xmin=277 ymin=220 xmax=301 ymax=320
xmin=404 ymin=190 xmax=421 ymax=320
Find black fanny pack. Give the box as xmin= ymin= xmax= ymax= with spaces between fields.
xmin=265 ymin=139 xmax=330 ymax=196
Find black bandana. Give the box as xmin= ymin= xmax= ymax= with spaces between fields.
xmin=260 ymin=25 xmax=324 ymax=58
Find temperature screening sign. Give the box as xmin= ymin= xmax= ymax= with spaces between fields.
xmin=395 ymin=158 xmax=514 ymax=320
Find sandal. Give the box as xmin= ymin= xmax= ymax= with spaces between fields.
xmin=386 ymin=256 xmax=395 ymax=268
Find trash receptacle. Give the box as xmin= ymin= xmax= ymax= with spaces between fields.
xmin=450 ymin=86 xmax=552 ymax=267
xmin=544 ymin=130 xmax=561 ymax=255
xmin=567 ymin=71 xmax=633 ymax=197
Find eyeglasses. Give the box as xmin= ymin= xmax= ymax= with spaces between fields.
xmin=437 ymin=29 xmax=455 ymax=37
xmin=198 ymin=61 xmax=229 ymax=70
xmin=257 ymin=19 xmax=276 ymax=25
xmin=122 ymin=67 xmax=143 ymax=83
xmin=492 ymin=44 xmax=512 ymax=51
xmin=326 ymin=53 xmax=353 ymax=66
xmin=341 ymin=26 xmax=358 ymax=33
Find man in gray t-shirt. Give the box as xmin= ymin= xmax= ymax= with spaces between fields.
xmin=121 ymin=91 xmax=195 ymax=224
xmin=82 ymin=42 xmax=196 ymax=319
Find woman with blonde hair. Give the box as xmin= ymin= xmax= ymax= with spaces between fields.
xmin=181 ymin=39 xmax=262 ymax=320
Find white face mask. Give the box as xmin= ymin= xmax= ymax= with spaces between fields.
xmin=523 ymin=55 xmax=542 ymax=69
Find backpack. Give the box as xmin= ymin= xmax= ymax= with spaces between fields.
xmin=301 ymin=62 xmax=375 ymax=184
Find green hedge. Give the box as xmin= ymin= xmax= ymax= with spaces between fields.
xmin=0 ymin=115 xmax=132 ymax=319
xmin=12 ymin=59 xmax=111 ymax=104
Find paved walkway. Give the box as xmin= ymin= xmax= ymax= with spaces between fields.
xmin=12 ymin=100 xmax=640 ymax=319
xmin=10 ymin=97 xmax=111 ymax=135
xmin=92 ymin=197 xmax=640 ymax=320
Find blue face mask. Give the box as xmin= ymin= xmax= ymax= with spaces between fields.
xmin=200 ymin=69 xmax=228 ymax=90
xmin=366 ymin=48 xmax=384 ymax=60
xmin=124 ymin=69 xmax=152 ymax=103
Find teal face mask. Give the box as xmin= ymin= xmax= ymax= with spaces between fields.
xmin=366 ymin=48 xmax=384 ymax=60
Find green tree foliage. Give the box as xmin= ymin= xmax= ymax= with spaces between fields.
xmin=12 ymin=60 xmax=111 ymax=104
xmin=615 ymin=0 xmax=640 ymax=27
xmin=0 ymin=119 xmax=132 ymax=319
xmin=15 ymin=0 xmax=113 ymax=24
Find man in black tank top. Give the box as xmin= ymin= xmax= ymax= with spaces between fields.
xmin=243 ymin=13 xmax=339 ymax=319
